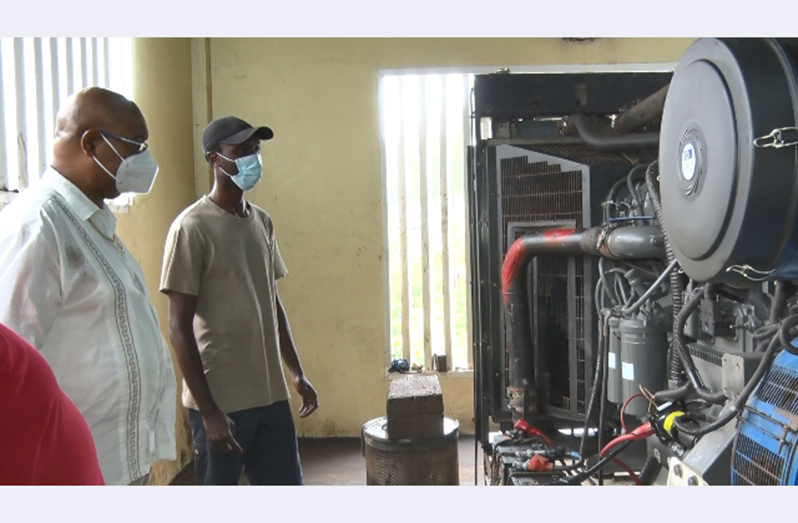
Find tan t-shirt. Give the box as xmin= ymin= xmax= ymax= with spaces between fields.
xmin=159 ymin=196 xmax=289 ymax=414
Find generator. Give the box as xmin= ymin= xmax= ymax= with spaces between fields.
xmin=471 ymin=38 xmax=798 ymax=486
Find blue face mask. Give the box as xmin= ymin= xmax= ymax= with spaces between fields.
xmin=216 ymin=152 xmax=263 ymax=191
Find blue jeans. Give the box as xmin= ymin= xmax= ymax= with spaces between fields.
xmin=187 ymin=401 xmax=304 ymax=485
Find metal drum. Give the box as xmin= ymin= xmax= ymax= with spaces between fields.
xmin=361 ymin=416 xmax=459 ymax=485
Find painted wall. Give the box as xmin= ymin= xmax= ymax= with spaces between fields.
xmin=200 ymin=38 xmax=696 ymax=439
xmin=115 ymin=38 xmax=197 ymax=485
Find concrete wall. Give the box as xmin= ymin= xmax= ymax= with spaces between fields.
xmin=198 ymin=38 xmax=696 ymax=439
xmin=115 ymin=38 xmax=197 ymax=485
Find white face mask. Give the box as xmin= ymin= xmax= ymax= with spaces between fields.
xmin=92 ymin=133 xmax=160 ymax=194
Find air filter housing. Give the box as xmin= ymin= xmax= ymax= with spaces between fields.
xmin=660 ymin=38 xmax=798 ymax=283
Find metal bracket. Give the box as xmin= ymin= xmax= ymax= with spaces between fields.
xmin=753 ymin=127 xmax=798 ymax=149
xmin=666 ymin=457 xmax=709 ymax=486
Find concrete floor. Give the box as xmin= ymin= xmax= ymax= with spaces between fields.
xmin=171 ymin=436 xmax=485 ymax=486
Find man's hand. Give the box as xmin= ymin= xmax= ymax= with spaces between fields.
xmin=202 ymin=408 xmax=243 ymax=454
xmin=292 ymin=375 xmax=319 ymax=418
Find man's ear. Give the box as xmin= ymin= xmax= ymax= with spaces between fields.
xmin=205 ymin=151 xmax=218 ymax=167
xmin=80 ymin=130 xmax=102 ymax=157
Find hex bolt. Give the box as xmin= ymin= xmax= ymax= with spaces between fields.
xmin=673 ymin=464 xmax=683 ymax=478
xmin=687 ymin=476 xmax=698 ymax=486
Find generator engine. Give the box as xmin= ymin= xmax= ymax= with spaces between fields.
xmin=471 ymin=37 xmax=798 ymax=486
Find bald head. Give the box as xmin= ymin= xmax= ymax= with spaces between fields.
xmin=54 ymin=87 xmax=146 ymax=144
xmin=51 ymin=87 xmax=150 ymax=206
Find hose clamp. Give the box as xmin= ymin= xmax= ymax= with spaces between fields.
xmin=596 ymin=225 xmax=617 ymax=257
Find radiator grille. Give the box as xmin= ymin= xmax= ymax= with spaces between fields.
xmin=575 ymin=262 xmax=586 ymax=414
xmin=755 ymin=365 xmax=798 ymax=415
xmin=500 ymin=158 xmax=583 ymax=251
xmin=529 ymin=144 xmax=631 ymax=165
xmin=732 ymin=433 xmax=784 ymax=485
xmin=688 ymin=343 xmax=723 ymax=367
xmin=499 ymin=155 xmax=584 ymax=415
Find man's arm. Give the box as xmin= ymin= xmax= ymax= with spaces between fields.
xmin=0 ymin=216 xmax=63 ymax=349
xmin=276 ymin=291 xmax=318 ymax=418
xmin=166 ymin=291 xmax=242 ymax=454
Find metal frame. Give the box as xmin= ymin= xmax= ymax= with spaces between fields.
xmin=470 ymin=70 xmax=674 ymax=451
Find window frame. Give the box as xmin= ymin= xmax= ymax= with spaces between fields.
xmin=378 ymin=62 xmax=679 ymax=379
xmin=0 ymin=37 xmax=134 ymax=213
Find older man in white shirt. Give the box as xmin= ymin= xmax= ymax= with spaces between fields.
xmin=0 ymin=87 xmax=176 ymax=486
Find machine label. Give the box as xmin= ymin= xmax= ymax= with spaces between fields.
xmin=622 ymin=362 xmax=635 ymax=381
xmin=608 ymin=352 xmax=617 ymax=369
xmin=681 ymin=143 xmax=697 ymax=181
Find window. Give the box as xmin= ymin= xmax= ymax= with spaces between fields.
xmin=380 ymin=73 xmax=474 ymax=373
xmin=0 ymin=37 xmax=133 ymax=211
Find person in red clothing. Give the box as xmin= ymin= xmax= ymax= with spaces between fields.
xmin=0 ymin=323 xmax=104 ymax=485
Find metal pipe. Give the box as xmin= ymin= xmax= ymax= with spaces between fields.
xmin=503 ymin=228 xmax=585 ymax=396
xmin=613 ymin=84 xmax=670 ymax=135
xmin=502 ymin=226 xmax=666 ymax=397
xmin=604 ymin=226 xmax=666 ymax=259
xmin=567 ymin=113 xmax=659 ymax=151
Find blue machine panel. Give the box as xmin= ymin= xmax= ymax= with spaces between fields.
xmin=732 ymin=349 xmax=798 ymax=485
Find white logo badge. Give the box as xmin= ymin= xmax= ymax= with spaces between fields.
xmin=682 ymin=143 xmax=697 ymax=181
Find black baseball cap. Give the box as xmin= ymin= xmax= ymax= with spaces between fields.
xmin=202 ymin=116 xmax=274 ymax=153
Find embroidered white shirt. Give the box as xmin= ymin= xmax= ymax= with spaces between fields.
xmin=0 ymin=169 xmax=176 ymax=485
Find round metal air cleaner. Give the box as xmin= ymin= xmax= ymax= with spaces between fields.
xmin=361 ymin=416 xmax=460 ymax=485
xmin=660 ymin=38 xmax=798 ymax=283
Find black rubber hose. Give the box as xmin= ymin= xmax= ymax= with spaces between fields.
xmin=777 ymin=312 xmax=798 ymax=360
xmin=599 ymin=257 xmax=621 ymax=305
xmin=645 ymin=161 xmax=685 ymax=383
xmin=671 ymin=301 xmax=798 ymax=438
xmin=638 ymin=452 xmax=662 ymax=485
xmin=671 ymin=288 xmax=726 ymax=403
xmin=674 ymin=328 xmax=785 ymax=437
xmin=771 ymin=281 xmax=789 ymax=325
xmin=621 ymin=259 xmax=679 ymax=316
xmin=627 ymin=168 xmax=643 ymax=211
xmin=653 ymin=382 xmax=691 ymax=403
xmin=650 ymin=287 xmax=725 ymax=404
xmin=673 ymin=288 xmax=704 ymax=379
xmin=605 ymin=164 xmax=649 ymax=220
xmin=580 ymin=312 xmax=605 ymax=460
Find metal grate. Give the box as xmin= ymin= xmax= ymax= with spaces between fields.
xmin=529 ymin=144 xmax=631 ymax=166
xmin=500 ymin=158 xmax=583 ymax=251
xmin=688 ymin=343 xmax=723 ymax=368
xmin=732 ymin=433 xmax=784 ymax=485
xmin=755 ymin=365 xmax=798 ymax=415
xmin=500 ymin=155 xmax=584 ymax=413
